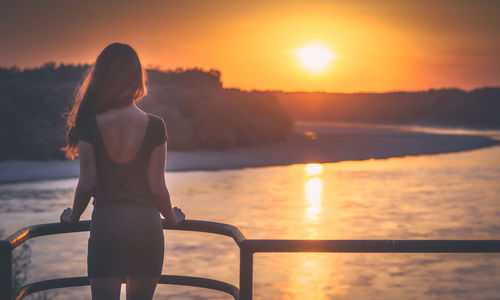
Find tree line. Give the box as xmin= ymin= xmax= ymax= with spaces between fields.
xmin=273 ymin=88 xmax=500 ymax=127
xmin=1 ymin=62 xmax=498 ymax=161
xmin=0 ymin=63 xmax=293 ymax=161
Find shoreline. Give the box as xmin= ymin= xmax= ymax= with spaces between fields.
xmin=0 ymin=124 xmax=498 ymax=184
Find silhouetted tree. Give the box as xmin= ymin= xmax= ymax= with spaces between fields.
xmin=273 ymin=88 xmax=500 ymax=127
xmin=0 ymin=64 xmax=293 ymax=160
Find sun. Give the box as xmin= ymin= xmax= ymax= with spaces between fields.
xmin=296 ymin=44 xmax=335 ymax=73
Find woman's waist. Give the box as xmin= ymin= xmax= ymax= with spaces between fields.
xmin=90 ymin=205 xmax=163 ymax=237
xmin=95 ymin=184 xmax=152 ymax=196
xmin=91 ymin=203 xmax=161 ymax=222
xmin=92 ymin=191 xmax=156 ymax=208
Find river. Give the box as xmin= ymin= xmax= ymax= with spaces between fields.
xmin=1 ymin=125 xmax=499 ymax=299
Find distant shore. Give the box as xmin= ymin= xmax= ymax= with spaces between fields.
xmin=0 ymin=123 xmax=497 ymax=184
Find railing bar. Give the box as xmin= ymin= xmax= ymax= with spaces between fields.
xmin=14 ymin=277 xmax=89 ymax=300
xmin=6 ymin=220 xmax=247 ymax=249
xmin=239 ymin=248 xmax=253 ymax=300
xmin=159 ymin=275 xmax=239 ymax=299
xmin=14 ymin=275 xmax=239 ymax=300
xmin=5 ymin=220 xmax=500 ymax=300
xmin=243 ymin=239 xmax=500 ymax=253
xmin=0 ymin=240 xmax=12 ymax=300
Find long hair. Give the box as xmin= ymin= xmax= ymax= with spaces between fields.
xmin=62 ymin=43 xmax=148 ymax=159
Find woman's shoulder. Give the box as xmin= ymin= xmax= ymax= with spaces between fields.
xmin=146 ymin=113 xmax=167 ymax=129
xmin=146 ymin=112 xmax=165 ymax=122
xmin=76 ymin=113 xmax=97 ymax=130
xmin=76 ymin=114 xmax=96 ymax=143
xmin=146 ymin=113 xmax=168 ymax=144
xmin=77 ymin=112 xmax=95 ymax=121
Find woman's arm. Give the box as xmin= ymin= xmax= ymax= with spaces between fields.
xmin=67 ymin=140 xmax=96 ymax=223
xmin=147 ymin=142 xmax=184 ymax=225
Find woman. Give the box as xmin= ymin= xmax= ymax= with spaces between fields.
xmin=59 ymin=42 xmax=185 ymax=300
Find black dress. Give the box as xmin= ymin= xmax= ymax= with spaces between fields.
xmin=77 ymin=112 xmax=168 ymax=279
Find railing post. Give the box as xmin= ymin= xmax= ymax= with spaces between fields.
xmin=239 ymin=247 xmax=253 ymax=300
xmin=0 ymin=240 xmax=12 ymax=300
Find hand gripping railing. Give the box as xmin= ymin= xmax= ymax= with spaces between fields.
xmin=1 ymin=220 xmax=500 ymax=300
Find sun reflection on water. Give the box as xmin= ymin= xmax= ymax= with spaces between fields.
xmin=276 ymin=254 xmax=350 ymax=300
xmin=304 ymin=164 xmax=323 ymax=224
xmin=3 ymin=142 xmax=500 ymax=299
xmin=305 ymin=177 xmax=322 ymax=220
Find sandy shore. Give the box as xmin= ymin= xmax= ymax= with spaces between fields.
xmin=0 ymin=123 xmax=497 ymax=183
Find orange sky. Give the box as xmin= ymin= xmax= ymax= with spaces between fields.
xmin=1 ymin=0 xmax=499 ymax=92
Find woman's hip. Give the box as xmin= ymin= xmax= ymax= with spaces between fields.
xmin=90 ymin=204 xmax=163 ymax=243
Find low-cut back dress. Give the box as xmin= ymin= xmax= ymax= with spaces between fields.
xmin=77 ymin=112 xmax=168 ymax=279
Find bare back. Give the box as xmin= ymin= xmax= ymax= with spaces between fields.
xmin=95 ymin=106 xmax=150 ymax=164
xmin=76 ymin=105 xmax=168 ymax=207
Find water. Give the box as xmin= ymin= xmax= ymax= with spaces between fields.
xmin=1 ymin=127 xmax=500 ymax=299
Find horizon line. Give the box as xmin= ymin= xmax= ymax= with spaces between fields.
xmin=2 ymin=62 xmax=499 ymax=95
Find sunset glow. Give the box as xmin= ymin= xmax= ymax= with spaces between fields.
xmin=1 ymin=2 xmax=498 ymax=92
xmin=1 ymin=1 xmax=499 ymax=299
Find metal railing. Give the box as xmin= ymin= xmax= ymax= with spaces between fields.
xmin=1 ymin=219 xmax=500 ymax=300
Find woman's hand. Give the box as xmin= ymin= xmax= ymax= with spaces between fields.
xmin=170 ymin=207 xmax=185 ymax=226
xmin=60 ymin=207 xmax=77 ymax=224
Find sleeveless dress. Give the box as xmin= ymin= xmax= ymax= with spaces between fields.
xmin=77 ymin=112 xmax=168 ymax=279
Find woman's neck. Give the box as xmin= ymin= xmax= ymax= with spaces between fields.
xmin=101 ymin=103 xmax=140 ymax=117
